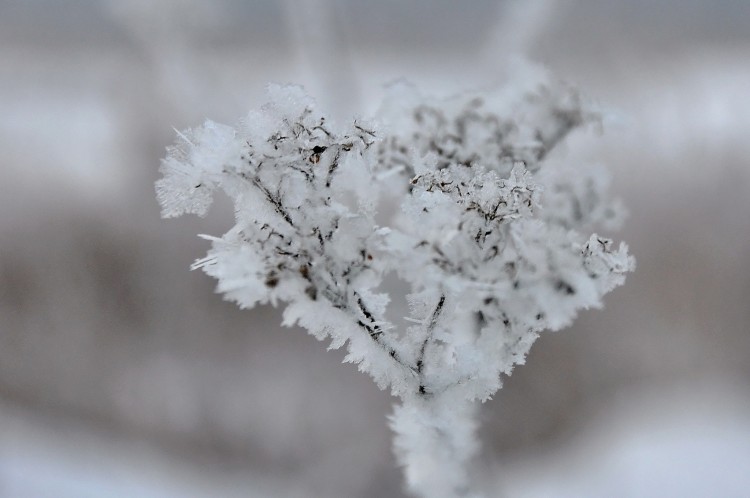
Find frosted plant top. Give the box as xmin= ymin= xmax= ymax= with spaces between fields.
xmin=156 ymin=79 xmax=634 ymax=401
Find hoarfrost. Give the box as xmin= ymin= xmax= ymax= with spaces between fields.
xmin=157 ymin=76 xmax=634 ymax=497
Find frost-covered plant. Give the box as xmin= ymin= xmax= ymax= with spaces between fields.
xmin=156 ymin=75 xmax=634 ymax=498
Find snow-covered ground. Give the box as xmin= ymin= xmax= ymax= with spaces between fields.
xmin=3 ymin=378 xmax=748 ymax=497
xmin=496 ymin=378 xmax=750 ymax=498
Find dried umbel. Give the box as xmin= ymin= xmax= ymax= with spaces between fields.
xmin=157 ymin=76 xmax=633 ymax=498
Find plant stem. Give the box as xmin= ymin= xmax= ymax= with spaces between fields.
xmin=391 ymin=391 xmax=483 ymax=498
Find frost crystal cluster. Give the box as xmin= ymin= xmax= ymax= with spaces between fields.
xmin=157 ymin=77 xmax=634 ymax=498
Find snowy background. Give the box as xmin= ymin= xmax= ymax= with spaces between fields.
xmin=1 ymin=1 xmax=749 ymax=497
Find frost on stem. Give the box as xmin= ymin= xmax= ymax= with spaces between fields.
xmin=156 ymin=77 xmax=634 ymax=497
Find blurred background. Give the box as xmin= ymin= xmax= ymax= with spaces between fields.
xmin=1 ymin=0 xmax=749 ymax=496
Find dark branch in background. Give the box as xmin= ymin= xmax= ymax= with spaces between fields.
xmin=535 ymin=106 xmax=585 ymax=161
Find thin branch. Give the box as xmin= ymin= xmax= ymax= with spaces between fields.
xmin=352 ymin=290 xmax=418 ymax=375
xmin=416 ymin=294 xmax=446 ymax=394
xmin=235 ymin=171 xmax=297 ymax=228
